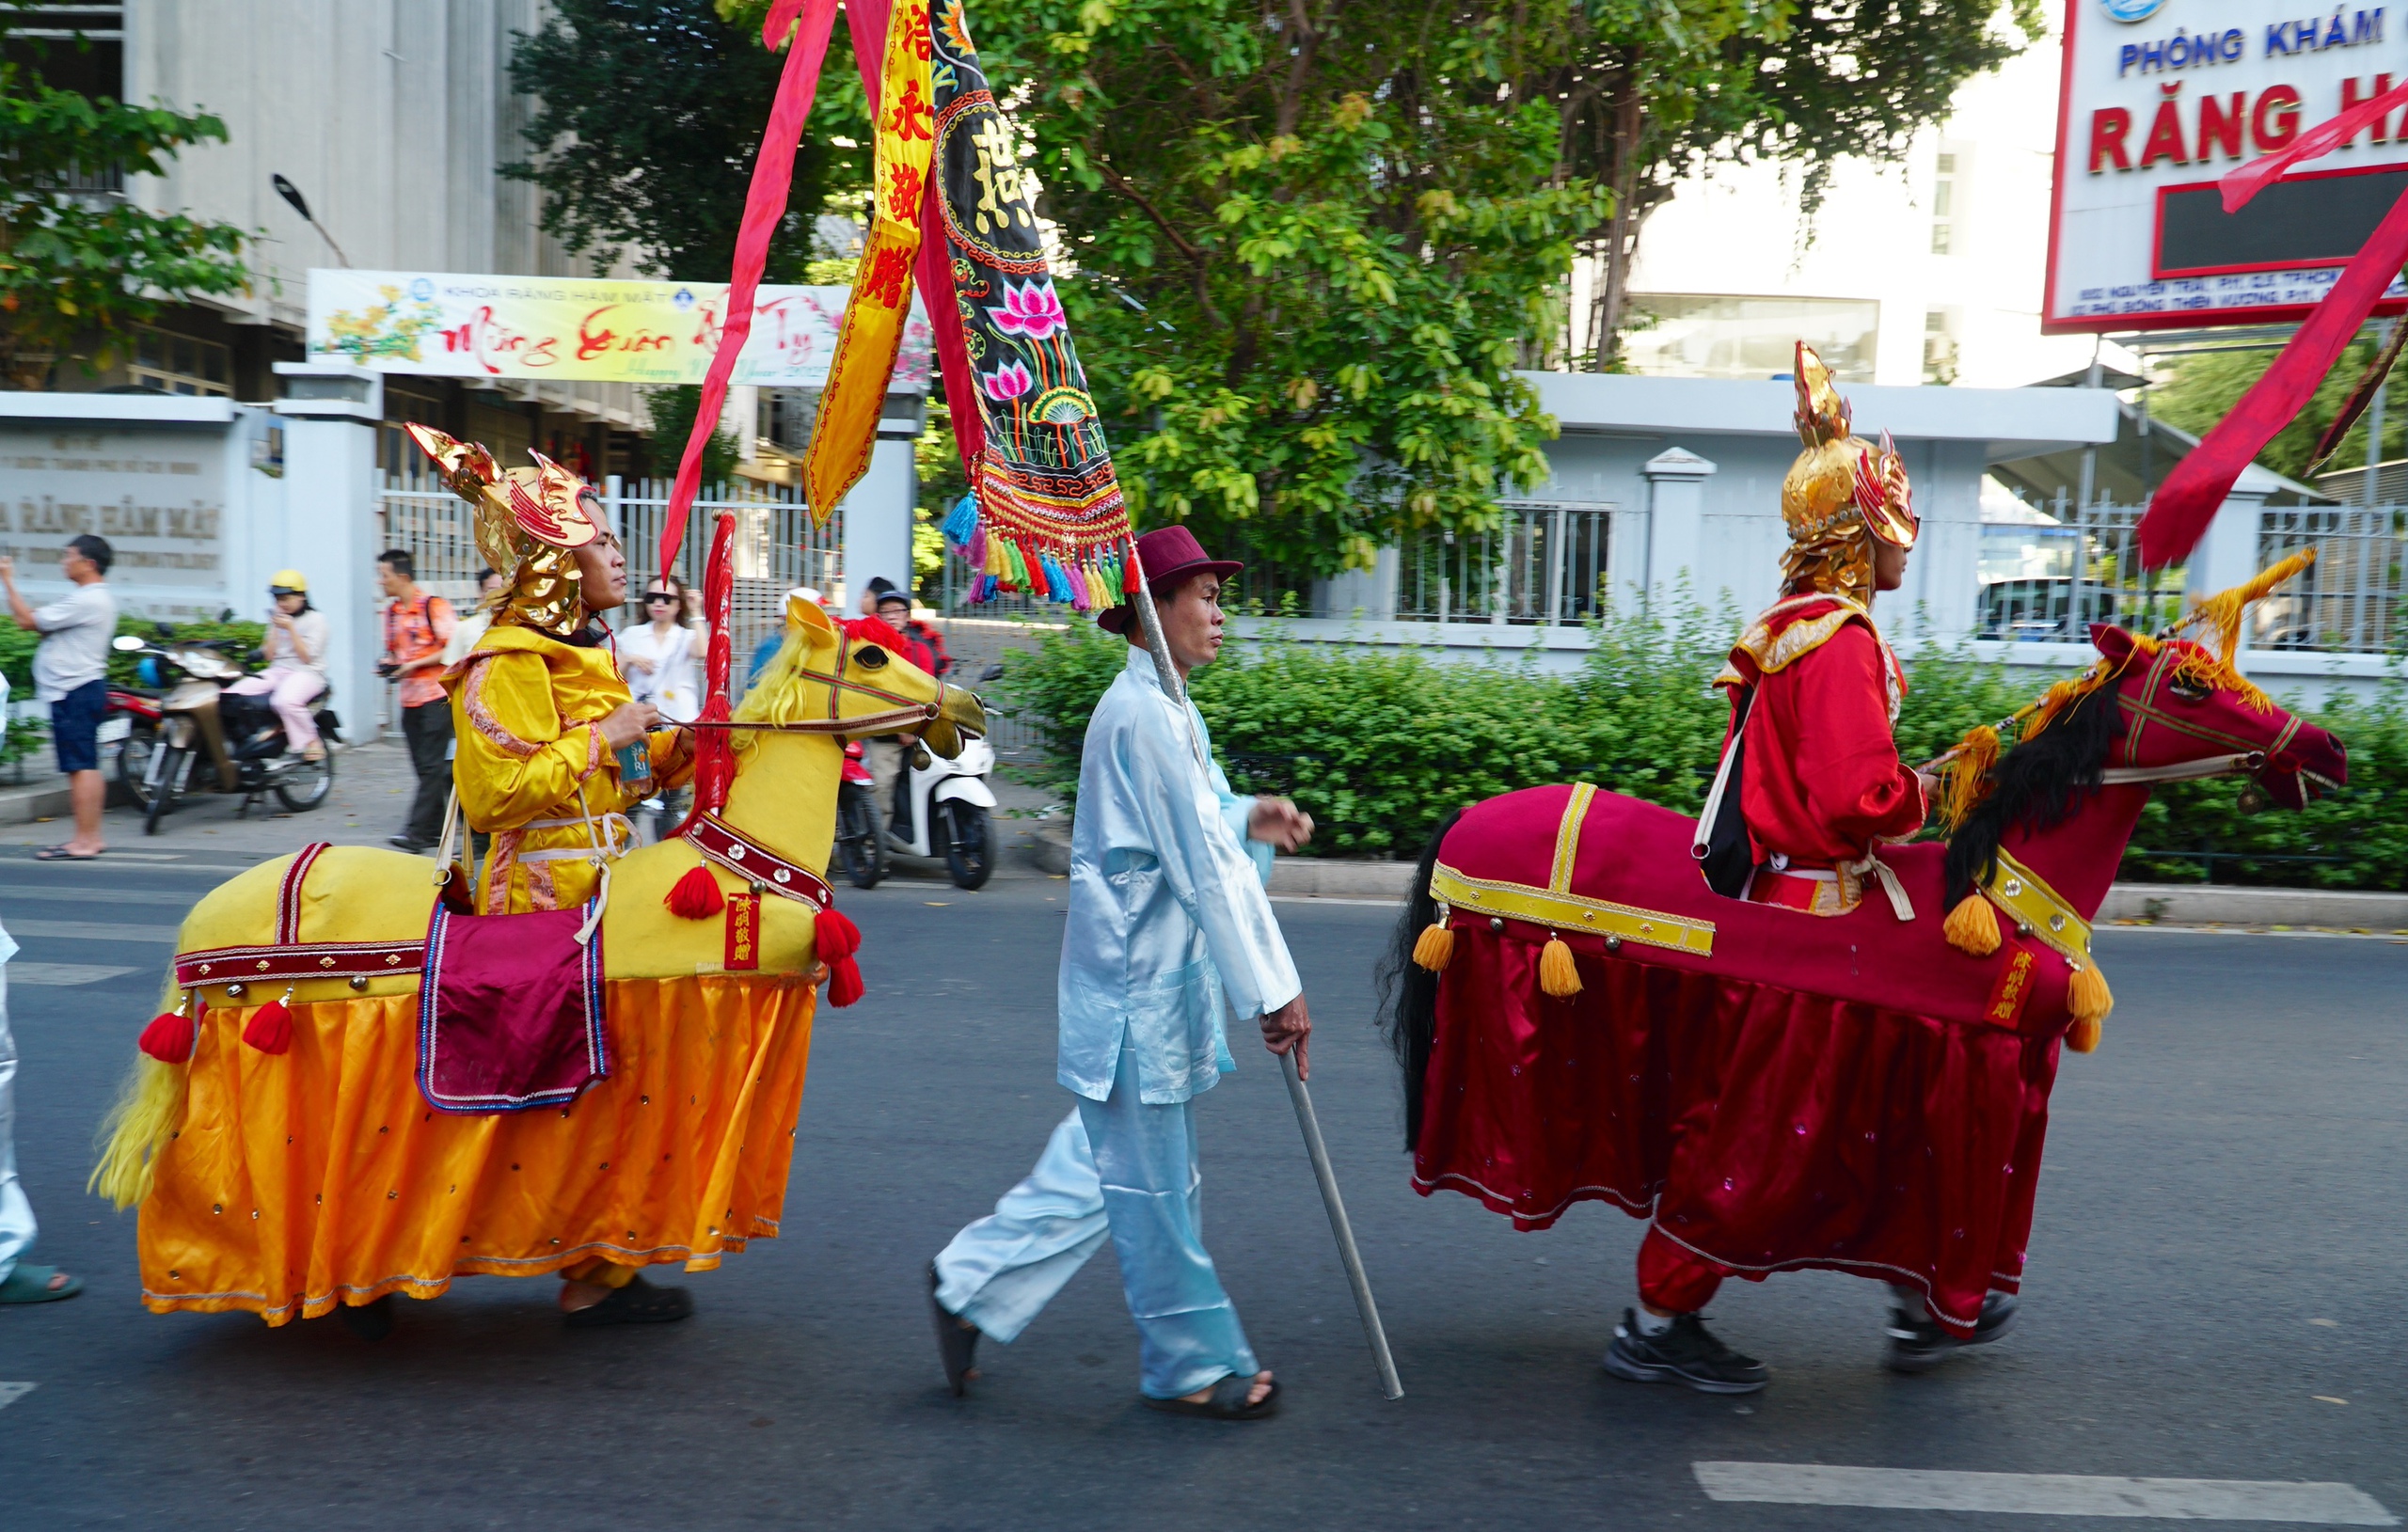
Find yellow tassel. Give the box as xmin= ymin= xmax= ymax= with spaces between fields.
xmin=2188 ymin=546 xmax=2317 ymax=666
xmin=2065 ymin=960 xmax=2113 ymax=1053
xmin=1942 ymin=892 xmax=2002 ymax=956
xmin=1539 ymin=935 xmax=1582 ymax=999
xmin=1938 ymin=726 xmax=2001 ymax=831
xmin=1412 ymin=922 xmax=1455 ymax=971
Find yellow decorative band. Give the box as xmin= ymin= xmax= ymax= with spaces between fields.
xmin=1430 ymin=864 xmax=1715 ymax=957
xmin=1550 ymin=783 xmax=1597 ymax=893
xmin=1981 ymin=848 xmax=2093 ymax=968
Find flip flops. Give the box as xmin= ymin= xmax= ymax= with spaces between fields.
xmin=929 ymin=1264 xmax=981 ymax=1396
xmin=0 ymin=1264 xmax=83 ymax=1303
xmin=33 ymin=845 xmax=101 ymax=861
xmin=1142 ymin=1372 xmax=1279 ymax=1421
xmin=562 ymin=1272 xmax=693 ymax=1328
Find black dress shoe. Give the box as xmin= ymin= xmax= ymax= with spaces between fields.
xmin=1604 ymin=1309 xmax=1768 ymax=1394
xmin=929 ymin=1264 xmax=980 ymax=1396
xmin=388 ymin=834 xmax=430 ymax=852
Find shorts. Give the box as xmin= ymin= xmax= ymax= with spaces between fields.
xmin=50 ymin=678 xmax=107 ymax=775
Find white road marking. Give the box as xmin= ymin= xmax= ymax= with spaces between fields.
xmin=12 ymin=850 xmax=187 ymax=861
xmin=0 ymin=1382 xmax=33 ymax=1410
xmin=0 ymin=921 xmax=180 ymax=941
xmin=4 ymin=963 xmax=138 ymax=987
xmin=1693 ymin=1464 xmax=2398 ymax=1524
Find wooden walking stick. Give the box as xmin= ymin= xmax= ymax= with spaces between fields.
xmin=1127 ymin=559 xmax=1406 ymax=1401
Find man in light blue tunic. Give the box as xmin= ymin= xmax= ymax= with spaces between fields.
xmin=930 ymin=526 xmax=1313 ymax=1420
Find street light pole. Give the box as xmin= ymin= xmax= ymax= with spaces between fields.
xmin=272 ymin=174 xmax=351 ymax=268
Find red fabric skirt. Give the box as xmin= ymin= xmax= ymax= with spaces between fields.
xmin=1413 ymin=925 xmax=2059 ymax=1335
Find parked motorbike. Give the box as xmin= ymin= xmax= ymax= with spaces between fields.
xmin=883 ymin=662 xmax=1002 ymax=890
xmin=832 ymin=737 xmax=886 ymax=889
xmin=108 ymin=630 xmax=341 ymax=833
xmin=103 ymin=676 xmax=164 ymax=809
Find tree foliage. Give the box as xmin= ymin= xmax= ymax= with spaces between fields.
xmin=504 ymin=0 xmax=869 ymax=284
xmin=970 ymin=0 xmax=1607 ymax=575
xmin=2150 ymin=340 xmax=2405 ymax=486
xmin=0 ymin=25 xmax=252 ymax=389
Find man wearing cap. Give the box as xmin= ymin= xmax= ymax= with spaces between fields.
xmin=927 ymin=525 xmax=1314 ymax=1420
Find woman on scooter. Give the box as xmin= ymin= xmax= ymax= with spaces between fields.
xmin=225 ymin=570 xmax=330 ymax=762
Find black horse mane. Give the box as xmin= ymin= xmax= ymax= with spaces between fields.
xmin=1377 ymin=806 xmax=1463 ymax=1153
xmin=1941 ymin=682 xmax=2124 ymax=908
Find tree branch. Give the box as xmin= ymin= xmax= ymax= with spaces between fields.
xmin=1095 ymin=156 xmax=1224 ymax=330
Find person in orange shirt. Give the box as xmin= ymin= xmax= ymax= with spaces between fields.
xmin=376 ymin=549 xmax=457 ymax=851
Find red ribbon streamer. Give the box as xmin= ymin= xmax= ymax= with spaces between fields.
xmin=2221 ymin=74 xmax=2408 ymax=212
xmin=657 ymin=0 xmax=841 ymax=585
xmin=2138 ymin=186 xmax=2408 ymax=566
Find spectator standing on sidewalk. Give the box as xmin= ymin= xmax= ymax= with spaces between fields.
xmin=621 ymin=574 xmax=703 ymax=838
xmin=0 ymin=535 xmax=116 ymax=861
xmin=376 ymin=549 xmax=457 ymax=852
xmin=440 ymin=568 xmax=506 ymax=667
xmin=0 ymin=731 xmax=81 ymax=1303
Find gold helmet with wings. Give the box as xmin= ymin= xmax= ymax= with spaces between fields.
xmin=404 ymin=423 xmax=608 ymax=640
xmin=1779 ymin=342 xmax=1917 ymax=604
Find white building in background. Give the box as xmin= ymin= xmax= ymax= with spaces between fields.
xmin=1587 ymin=21 xmax=2133 ymax=390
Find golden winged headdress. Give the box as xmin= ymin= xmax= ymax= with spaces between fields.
xmin=1780 ymin=341 xmax=1917 ymax=605
xmin=404 ymin=423 xmax=608 ymax=640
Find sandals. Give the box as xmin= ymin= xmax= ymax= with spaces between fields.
xmin=929 ymin=1264 xmax=981 ymax=1396
xmin=32 ymin=846 xmax=101 ymax=861
xmin=1143 ymin=1372 xmax=1279 ymax=1421
xmin=562 ymin=1272 xmax=693 ymax=1328
xmin=0 ymin=1263 xmax=83 ymax=1303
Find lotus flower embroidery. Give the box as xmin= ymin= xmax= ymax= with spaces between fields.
xmin=988 ymin=278 xmax=1067 ymax=340
xmin=981 ymin=358 xmax=1034 ymax=400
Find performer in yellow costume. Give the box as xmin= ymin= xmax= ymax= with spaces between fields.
xmin=408 ymin=423 xmax=700 ymax=1321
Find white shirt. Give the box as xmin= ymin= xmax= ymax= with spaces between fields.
xmin=265 ymin=608 xmax=331 ymax=676
xmin=30 ymin=580 xmax=115 ymax=702
xmin=618 ymin=619 xmax=704 ymax=723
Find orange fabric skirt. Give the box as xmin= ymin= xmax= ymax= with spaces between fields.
xmin=138 ymin=974 xmax=817 ymax=1323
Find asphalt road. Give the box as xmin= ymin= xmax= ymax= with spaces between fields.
xmin=1 ymin=849 xmax=2402 ymax=1530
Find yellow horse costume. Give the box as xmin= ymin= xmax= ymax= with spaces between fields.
xmin=92 ymin=592 xmax=984 ymax=1323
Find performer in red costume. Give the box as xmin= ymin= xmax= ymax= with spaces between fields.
xmin=1605 ymin=343 xmax=2012 ymax=1393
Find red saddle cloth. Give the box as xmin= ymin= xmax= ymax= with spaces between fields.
xmin=416 ymin=902 xmax=608 ymax=1114
xmin=1416 ymin=784 xmax=2077 ymax=1335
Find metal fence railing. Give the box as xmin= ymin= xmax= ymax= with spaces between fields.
xmin=1397 ymin=503 xmax=1612 ymax=624
xmin=376 ymin=472 xmax=837 ymax=671
xmin=2256 ymin=504 xmax=2408 ymax=655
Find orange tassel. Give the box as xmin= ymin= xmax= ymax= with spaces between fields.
xmin=244 ymin=987 xmax=294 ymax=1055
xmin=1538 ymin=935 xmax=1582 ymax=999
xmin=2066 ymin=960 xmax=2113 ymax=1052
xmin=1942 ymin=893 xmax=2002 ymax=956
xmin=1412 ymin=921 xmax=1455 ymax=972
xmin=666 ymin=862 xmax=725 ymax=919
xmin=138 ymin=1000 xmax=196 ymax=1063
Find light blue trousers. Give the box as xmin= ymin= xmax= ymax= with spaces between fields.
xmin=935 ymin=1043 xmax=1259 ymax=1399
xmin=0 ymin=965 xmax=34 ymax=1287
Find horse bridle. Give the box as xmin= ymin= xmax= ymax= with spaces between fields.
xmin=682 ymin=626 xmax=975 ymax=736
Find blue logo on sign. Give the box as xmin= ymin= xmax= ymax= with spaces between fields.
xmin=409 ymin=277 xmax=435 ymax=301
xmin=2100 ymin=0 xmax=2165 ymax=22
xmin=673 ymin=287 xmax=695 ymax=310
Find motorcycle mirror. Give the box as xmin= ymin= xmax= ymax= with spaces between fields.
xmin=979 ymin=662 xmax=1006 ymax=683
xmin=112 ymin=634 xmax=146 ymax=652
xmin=219 ymin=608 xmax=235 ymax=623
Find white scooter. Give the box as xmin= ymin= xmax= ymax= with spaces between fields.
xmin=886 ymin=728 xmax=998 ymax=889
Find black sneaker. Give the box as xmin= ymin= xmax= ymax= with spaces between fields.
xmin=1885 ymin=1289 xmax=2018 ymax=1374
xmin=1604 ymin=1308 xmax=1768 ymax=1394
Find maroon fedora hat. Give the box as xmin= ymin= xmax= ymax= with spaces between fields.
xmin=1097 ymin=525 xmax=1243 ymax=634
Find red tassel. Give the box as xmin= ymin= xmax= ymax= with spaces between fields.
xmin=666 ymin=862 xmax=726 ymax=919
xmin=244 ymin=990 xmax=293 ymax=1055
xmin=1122 ymin=544 xmax=1142 ymax=593
xmin=813 ymin=906 xmax=861 ymax=961
xmin=827 ymin=956 xmax=865 ymax=1008
xmin=138 ymin=1004 xmax=197 ymax=1063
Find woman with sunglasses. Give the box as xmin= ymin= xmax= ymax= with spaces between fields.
xmin=620 ymin=575 xmax=702 ymax=837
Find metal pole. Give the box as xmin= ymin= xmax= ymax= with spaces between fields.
xmin=1282 ymin=1050 xmax=1405 ymax=1399
xmin=1126 ymin=544 xmax=1402 ymax=1398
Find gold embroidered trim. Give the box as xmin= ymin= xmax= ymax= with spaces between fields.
xmin=1429 ymin=864 xmax=1715 ymax=957
xmin=1550 ymin=783 xmax=1597 ymax=894
xmin=1980 ymin=848 xmax=2093 ymax=969
xmin=461 ymin=654 xmax=539 ymax=761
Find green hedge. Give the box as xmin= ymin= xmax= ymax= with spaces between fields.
xmin=999 ymin=610 xmax=2408 ymax=888
xmin=2 ymin=613 xmax=268 ymax=695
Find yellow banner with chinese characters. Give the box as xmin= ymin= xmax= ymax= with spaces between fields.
xmin=804 ymin=0 xmax=933 ymax=524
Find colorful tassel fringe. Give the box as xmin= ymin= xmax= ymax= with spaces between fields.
xmin=666 ymin=862 xmax=725 ymax=920
xmin=942 ymin=493 xmax=979 ymax=546
xmin=243 ymin=987 xmax=294 ymax=1055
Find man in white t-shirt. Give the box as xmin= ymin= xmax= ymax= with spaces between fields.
xmin=0 ymin=534 xmax=117 ymax=861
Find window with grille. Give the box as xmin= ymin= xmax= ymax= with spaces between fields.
xmin=1930 ymin=152 xmax=1958 ymax=256
xmin=128 ymin=326 xmax=230 ymax=397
